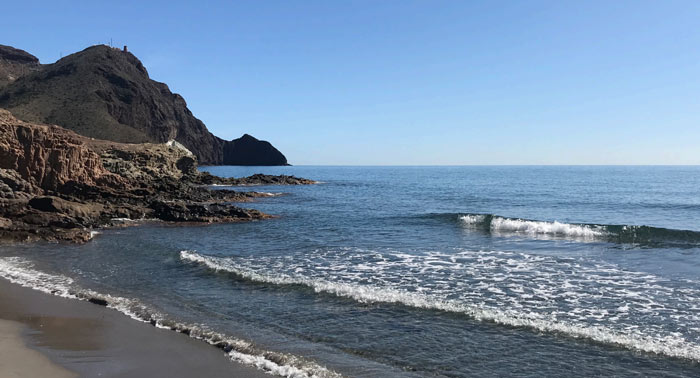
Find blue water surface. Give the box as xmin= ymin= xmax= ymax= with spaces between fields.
xmin=2 ymin=166 xmax=700 ymax=377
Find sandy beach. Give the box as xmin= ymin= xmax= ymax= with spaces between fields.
xmin=0 ymin=318 xmax=76 ymax=378
xmin=0 ymin=278 xmax=268 ymax=378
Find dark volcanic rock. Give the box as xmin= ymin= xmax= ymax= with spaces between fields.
xmin=0 ymin=44 xmax=288 ymax=165
xmin=87 ymin=297 xmax=109 ymax=306
xmin=149 ymin=200 xmax=268 ymax=222
xmin=196 ymin=172 xmax=317 ymax=186
xmin=223 ymin=134 xmax=287 ymax=166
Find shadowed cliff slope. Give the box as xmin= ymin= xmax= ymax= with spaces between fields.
xmin=0 ymin=45 xmax=287 ymax=165
xmin=0 ymin=45 xmax=41 ymax=88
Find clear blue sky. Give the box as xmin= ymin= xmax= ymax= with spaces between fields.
xmin=4 ymin=1 xmax=699 ymax=164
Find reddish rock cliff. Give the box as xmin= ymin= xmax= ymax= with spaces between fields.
xmin=0 ymin=109 xmax=297 ymax=243
xmin=0 ymin=109 xmax=123 ymax=191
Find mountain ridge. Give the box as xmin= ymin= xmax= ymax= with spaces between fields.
xmin=0 ymin=44 xmax=288 ymax=165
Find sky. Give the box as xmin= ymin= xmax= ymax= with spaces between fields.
xmin=4 ymin=1 xmax=700 ymax=165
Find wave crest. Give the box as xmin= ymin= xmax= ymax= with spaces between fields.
xmin=459 ymin=214 xmax=606 ymax=240
xmin=456 ymin=213 xmax=700 ymax=246
xmin=180 ymin=250 xmax=700 ymax=362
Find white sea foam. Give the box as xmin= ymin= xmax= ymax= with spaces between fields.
xmin=259 ymin=192 xmax=283 ymax=197
xmin=180 ymin=249 xmax=700 ymax=361
xmin=459 ymin=214 xmax=607 ymax=240
xmin=490 ymin=218 xmax=605 ymax=237
xmin=458 ymin=214 xmax=487 ymax=224
xmin=0 ymin=257 xmax=76 ymax=297
xmin=0 ymin=256 xmax=341 ymax=378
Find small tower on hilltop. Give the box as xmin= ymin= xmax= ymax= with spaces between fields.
xmin=123 ymin=45 xmax=128 ymax=53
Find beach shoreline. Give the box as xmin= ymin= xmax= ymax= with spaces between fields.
xmin=0 ymin=277 xmax=268 ymax=378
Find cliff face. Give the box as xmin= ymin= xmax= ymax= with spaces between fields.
xmin=0 ymin=45 xmax=288 ymax=165
xmin=0 ymin=109 xmax=274 ymax=242
xmin=0 ymin=109 xmax=123 ymax=191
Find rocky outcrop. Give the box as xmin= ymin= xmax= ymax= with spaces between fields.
xmin=0 ymin=169 xmax=37 ymax=199
xmin=0 ymin=109 xmax=124 ymax=191
xmin=223 ymin=134 xmax=288 ymax=166
xmin=0 ymin=110 xmax=313 ymax=243
xmin=196 ymin=172 xmax=316 ymax=186
xmin=0 ymin=44 xmax=288 ymax=165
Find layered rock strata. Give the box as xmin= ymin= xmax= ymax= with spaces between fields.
xmin=0 ymin=109 xmax=312 ymax=243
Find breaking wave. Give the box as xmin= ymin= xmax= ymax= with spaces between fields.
xmin=180 ymin=249 xmax=700 ymax=362
xmin=0 ymin=257 xmax=341 ymax=378
xmin=455 ymin=213 xmax=700 ymax=246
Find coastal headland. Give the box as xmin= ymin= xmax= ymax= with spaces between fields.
xmin=0 ymin=109 xmax=314 ymax=243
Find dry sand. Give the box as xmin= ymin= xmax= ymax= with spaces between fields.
xmin=0 ymin=278 xmax=269 ymax=377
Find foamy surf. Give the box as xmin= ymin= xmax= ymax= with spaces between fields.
xmin=0 ymin=256 xmax=342 ymax=378
xmin=180 ymin=249 xmax=700 ymax=362
xmin=459 ymin=214 xmax=606 ymax=240
xmin=454 ymin=213 xmax=700 ymax=246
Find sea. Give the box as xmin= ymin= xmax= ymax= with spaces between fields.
xmin=1 ymin=166 xmax=700 ymax=377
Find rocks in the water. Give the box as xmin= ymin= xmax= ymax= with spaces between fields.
xmin=0 ymin=44 xmax=288 ymax=166
xmin=196 ymin=172 xmax=317 ymax=186
xmin=149 ymin=200 xmax=269 ymax=223
xmin=88 ymin=297 xmax=109 ymax=306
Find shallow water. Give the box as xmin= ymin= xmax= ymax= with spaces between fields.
xmin=2 ymin=166 xmax=700 ymax=377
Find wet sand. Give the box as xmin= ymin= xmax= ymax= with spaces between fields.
xmin=0 ymin=319 xmax=77 ymax=378
xmin=0 ymin=278 xmax=268 ymax=377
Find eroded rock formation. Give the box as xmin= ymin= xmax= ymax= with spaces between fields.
xmin=0 ymin=110 xmax=312 ymax=243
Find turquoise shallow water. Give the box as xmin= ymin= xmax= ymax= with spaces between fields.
xmin=2 ymin=166 xmax=700 ymax=377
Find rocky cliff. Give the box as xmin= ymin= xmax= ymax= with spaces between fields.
xmin=0 ymin=109 xmax=123 ymax=192
xmin=0 ymin=44 xmax=288 ymax=165
xmin=0 ymin=109 xmax=313 ymax=243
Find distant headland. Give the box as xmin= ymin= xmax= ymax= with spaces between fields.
xmin=0 ymin=44 xmax=288 ymax=166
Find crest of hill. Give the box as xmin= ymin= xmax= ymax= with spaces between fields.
xmin=0 ymin=44 xmax=287 ymax=165
xmin=0 ymin=44 xmax=41 ymax=88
